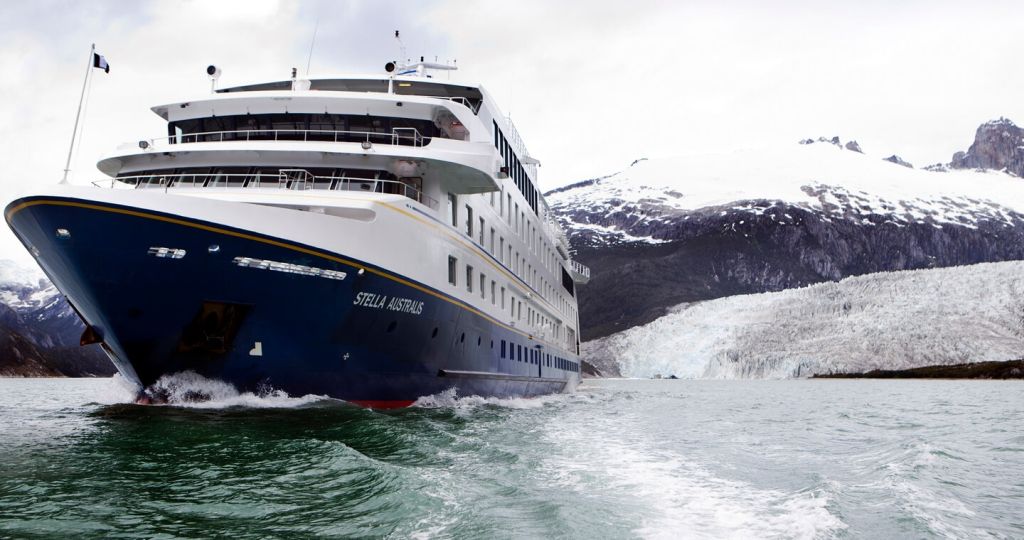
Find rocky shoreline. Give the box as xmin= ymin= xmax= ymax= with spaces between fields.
xmin=813 ymin=360 xmax=1024 ymax=380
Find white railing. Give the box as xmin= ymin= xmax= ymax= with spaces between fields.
xmin=569 ymin=259 xmax=591 ymax=283
xmin=92 ymin=172 xmax=439 ymax=210
xmin=442 ymin=96 xmax=480 ymax=114
xmin=128 ymin=127 xmax=428 ymax=151
xmin=504 ymin=116 xmax=538 ymax=178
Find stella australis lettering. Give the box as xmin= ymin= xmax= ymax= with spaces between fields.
xmin=352 ymin=292 xmax=424 ymax=315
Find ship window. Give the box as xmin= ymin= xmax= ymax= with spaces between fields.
xmin=501 ymin=287 xmax=506 ymax=309
xmin=465 ymin=205 xmax=474 ymax=236
xmin=479 ymin=217 xmax=485 ymax=245
xmin=386 ymin=321 xmax=397 ymax=333
xmin=479 ymin=273 xmax=486 ymax=299
xmin=477 ymin=336 xmax=482 ymax=346
xmin=448 ymin=256 xmax=457 ymax=286
xmin=466 ymin=265 xmax=473 ymax=293
xmin=448 ymin=194 xmax=458 ymax=227
xmin=490 ymin=228 xmax=495 ymax=253
xmin=501 ymin=340 xmax=506 ymax=358
xmin=562 ymin=267 xmax=575 ymax=296
xmin=491 ymin=281 xmax=496 ymax=305
xmin=432 ymin=327 xmax=439 ymax=338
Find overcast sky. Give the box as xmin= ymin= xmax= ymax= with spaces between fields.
xmin=1 ymin=0 xmax=1023 ymax=263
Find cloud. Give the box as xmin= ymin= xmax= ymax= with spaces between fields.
xmin=2 ymin=0 xmax=1023 ymax=264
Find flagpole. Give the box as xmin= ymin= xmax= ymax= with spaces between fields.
xmin=60 ymin=44 xmax=95 ymax=185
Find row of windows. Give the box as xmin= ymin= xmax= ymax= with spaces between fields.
xmin=444 ymin=191 xmax=580 ymax=346
xmin=498 ymin=340 xmax=579 ymax=372
xmin=447 ymin=190 xmax=574 ymax=317
xmin=376 ymin=320 xmax=577 ymax=373
xmin=494 ymin=121 xmax=538 ymax=215
xmin=115 ymin=166 xmax=405 ymax=192
xmin=447 ymin=252 xmax=570 ymax=342
xmin=168 ymin=113 xmax=441 ymax=144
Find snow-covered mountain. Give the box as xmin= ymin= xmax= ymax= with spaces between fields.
xmin=547 ymin=123 xmax=1024 ymax=341
xmin=549 ymin=141 xmax=1024 ymax=247
xmin=0 ymin=259 xmax=112 ymax=377
xmin=584 ymin=261 xmax=1024 ymax=379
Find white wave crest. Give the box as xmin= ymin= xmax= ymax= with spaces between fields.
xmin=543 ymin=419 xmax=846 ymax=540
xmin=86 ymin=373 xmax=144 ymax=404
xmin=146 ymin=371 xmax=326 ymax=409
xmin=412 ymin=387 xmax=568 ymax=410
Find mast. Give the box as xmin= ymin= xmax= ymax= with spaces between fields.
xmin=60 ymin=44 xmax=95 ymax=185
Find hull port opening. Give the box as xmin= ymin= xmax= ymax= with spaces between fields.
xmin=177 ymin=301 xmax=251 ymax=355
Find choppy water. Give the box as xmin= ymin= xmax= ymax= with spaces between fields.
xmin=0 ymin=377 xmax=1021 ymax=539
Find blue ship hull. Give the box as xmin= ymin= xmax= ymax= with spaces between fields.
xmin=5 ymin=196 xmax=576 ymax=407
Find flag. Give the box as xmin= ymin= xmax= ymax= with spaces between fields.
xmin=92 ymin=52 xmax=109 ymax=73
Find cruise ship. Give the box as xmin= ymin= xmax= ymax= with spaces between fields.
xmin=4 ymin=60 xmax=589 ymax=407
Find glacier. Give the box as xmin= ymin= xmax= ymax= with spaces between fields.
xmin=584 ymin=261 xmax=1024 ymax=379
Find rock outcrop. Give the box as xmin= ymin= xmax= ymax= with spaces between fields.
xmin=950 ymin=117 xmax=1024 ymax=177
xmin=883 ymin=154 xmax=913 ymax=168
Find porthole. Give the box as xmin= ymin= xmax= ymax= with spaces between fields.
xmin=431 ymin=327 xmax=439 ymax=338
xmin=460 ymin=333 xmax=465 ymax=343
xmin=477 ymin=336 xmax=482 ymax=346
xmin=386 ymin=321 xmax=397 ymax=333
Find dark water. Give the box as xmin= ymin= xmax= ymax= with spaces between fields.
xmin=0 ymin=377 xmax=1021 ymax=539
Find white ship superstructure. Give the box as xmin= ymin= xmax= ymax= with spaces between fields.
xmin=6 ymin=60 xmax=588 ymax=405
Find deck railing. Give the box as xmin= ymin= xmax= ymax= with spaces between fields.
xmin=93 ymin=172 xmax=439 ymax=210
xmin=569 ymin=259 xmax=591 ymax=283
xmin=129 ymin=127 xmax=429 ymax=150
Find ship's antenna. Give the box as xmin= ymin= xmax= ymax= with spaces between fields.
xmin=394 ymin=30 xmax=406 ymax=64
xmin=305 ymin=16 xmax=319 ymax=76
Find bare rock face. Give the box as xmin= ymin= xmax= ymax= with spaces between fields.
xmin=883 ymin=155 xmax=913 ymax=168
xmin=844 ymin=140 xmax=863 ymax=153
xmin=799 ymin=136 xmax=843 ymax=147
xmin=950 ymin=117 xmax=1024 ymax=176
xmin=0 ymin=268 xmax=113 ymax=377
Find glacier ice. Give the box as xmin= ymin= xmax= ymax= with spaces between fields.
xmin=584 ymin=261 xmax=1024 ymax=379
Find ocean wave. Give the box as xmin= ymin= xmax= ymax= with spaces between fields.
xmin=136 ymin=371 xmax=328 ymax=409
xmin=411 ymin=387 xmax=569 ymax=410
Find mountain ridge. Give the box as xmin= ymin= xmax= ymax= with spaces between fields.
xmin=547 ymin=120 xmax=1024 ymax=342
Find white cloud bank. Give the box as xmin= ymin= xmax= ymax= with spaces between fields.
xmin=2 ymin=0 xmax=1023 ymax=262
